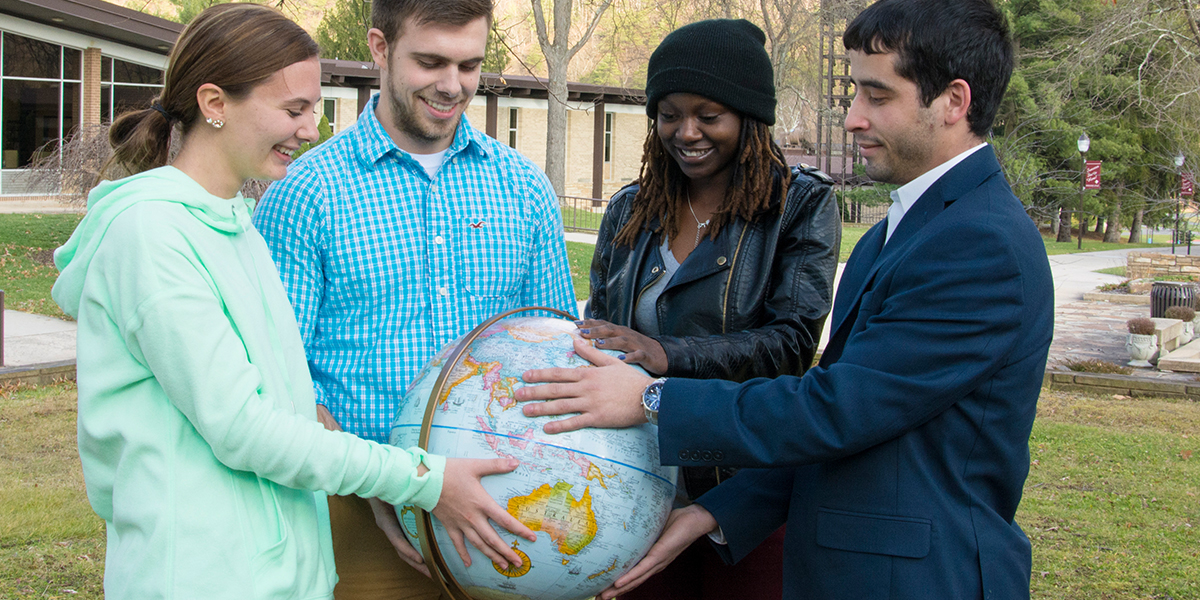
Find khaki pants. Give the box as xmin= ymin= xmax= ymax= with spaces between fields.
xmin=329 ymin=494 xmax=447 ymax=600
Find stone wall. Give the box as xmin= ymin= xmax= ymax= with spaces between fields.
xmin=1126 ymin=252 xmax=1200 ymax=279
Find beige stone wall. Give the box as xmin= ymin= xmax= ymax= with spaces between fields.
xmin=610 ymin=112 xmax=647 ymax=193
xmin=1127 ymin=252 xmax=1200 ymax=279
xmin=335 ymin=98 xmax=359 ymax=134
xmin=464 ymin=103 xmax=487 ymax=133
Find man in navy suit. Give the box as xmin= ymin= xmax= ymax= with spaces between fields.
xmin=518 ymin=0 xmax=1052 ymax=598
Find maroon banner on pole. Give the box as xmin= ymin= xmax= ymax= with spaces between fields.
xmin=1183 ymin=173 xmax=1194 ymax=197
xmin=1084 ymin=160 xmax=1102 ymax=190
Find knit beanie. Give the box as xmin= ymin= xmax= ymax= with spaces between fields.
xmin=645 ymin=19 xmax=776 ymax=126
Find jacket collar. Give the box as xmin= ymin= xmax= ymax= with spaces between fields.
xmin=826 ymin=144 xmax=1004 ymax=340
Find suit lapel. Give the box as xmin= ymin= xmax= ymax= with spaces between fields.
xmin=822 ymin=146 xmax=1005 ymax=361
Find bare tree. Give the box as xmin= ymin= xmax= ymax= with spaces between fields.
xmin=531 ymin=0 xmax=615 ymax=194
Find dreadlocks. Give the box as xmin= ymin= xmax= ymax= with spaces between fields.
xmin=613 ymin=118 xmax=792 ymax=248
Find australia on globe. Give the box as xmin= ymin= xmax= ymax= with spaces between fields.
xmin=389 ymin=310 xmax=678 ymax=600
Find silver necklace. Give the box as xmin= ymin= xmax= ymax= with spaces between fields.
xmin=686 ymin=189 xmax=710 ymax=247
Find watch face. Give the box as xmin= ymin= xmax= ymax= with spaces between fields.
xmin=643 ymin=380 xmax=664 ymax=412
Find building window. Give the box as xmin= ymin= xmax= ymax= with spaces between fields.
xmin=323 ymin=98 xmax=337 ymax=130
xmin=508 ymin=107 xmax=518 ymax=148
xmin=1 ymin=32 xmax=82 ymax=174
xmin=100 ymin=56 xmax=163 ymax=123
xmin=604 ymin=112 xmax=613 ymax=163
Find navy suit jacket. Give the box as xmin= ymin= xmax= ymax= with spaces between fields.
xmin=658 ymin=146 xmax=1053 ymax=600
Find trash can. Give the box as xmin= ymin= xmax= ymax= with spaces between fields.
xmin=1150 ymin=281 xmax=1198 ymax=317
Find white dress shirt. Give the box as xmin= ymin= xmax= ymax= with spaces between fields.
xmin=885 ymin=143 xmax=988 ymax=244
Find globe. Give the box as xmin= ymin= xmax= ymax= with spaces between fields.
xmin=388 ymin=309 xmax=678 ymax=600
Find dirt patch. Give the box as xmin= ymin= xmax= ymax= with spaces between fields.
xmin=28 ymin=248 xmax=55 ymax=268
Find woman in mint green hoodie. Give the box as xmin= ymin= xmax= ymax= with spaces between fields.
xmin=51 ymin=5 xmax=533 ymax=599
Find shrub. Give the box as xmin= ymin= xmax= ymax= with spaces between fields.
xmin=1127 ymin=317 xmax=1156 ymax=335
xmin=1059 ymin=358 xmax=1133 ymax=375
xmin=1098 ymin=280 xmax=1131 ymax=293
xmin=1164 ymin=305 xmax=1196 ymax=322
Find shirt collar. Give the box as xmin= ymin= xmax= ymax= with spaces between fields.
xmin=351 ymin=94 xmax=490 ymax=168
xmin=888 ymin=142 xmax=988 ymax=215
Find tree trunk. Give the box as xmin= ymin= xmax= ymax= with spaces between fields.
xmin=1129 ymin=208 xmax=1143 ymax=243
xmin=543 ymin=59 xmax=569 ymax=195
xmin=1104 ymin=201 xmax=1122 ymax=243
xmin=1050 ymin=214 xmax=1060 ymax=235
xmin=1095 ymin=215 xmax=1105 ymax=234
xmin=1057 ymin=207 xmax=1073 ymax=242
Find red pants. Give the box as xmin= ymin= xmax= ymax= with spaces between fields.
xmin=617 ymin=526 xmax=785 ymax=600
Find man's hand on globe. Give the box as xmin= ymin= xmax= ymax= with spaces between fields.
xmin=517 ymin=338 xmax=653 ymax=433
xmin=599 ymin=505 xmax=718 ymax=599
xmin=433 ymin=457 xmax=539 ymax=569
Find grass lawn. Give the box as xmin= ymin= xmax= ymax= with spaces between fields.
xmin=4 ymin=382 xmax=1195 ymax=599
xmin=0 ymin=214 xmax=83 ymax=320
xmin=1 ymin=381 xmax=105 ymax=599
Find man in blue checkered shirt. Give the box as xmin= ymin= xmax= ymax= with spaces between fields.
xmin=252 ymin=0 xmax=576 ymax=596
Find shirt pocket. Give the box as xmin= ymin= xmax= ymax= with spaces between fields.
xmin=458 ymin=213 xmax=532 ymax=298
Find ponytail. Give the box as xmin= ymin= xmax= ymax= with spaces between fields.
xmin=102 ymin=101 xmax=177 ymax=181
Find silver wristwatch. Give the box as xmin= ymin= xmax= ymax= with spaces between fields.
xmin=642 ymin=378 xmax=667 ymax=425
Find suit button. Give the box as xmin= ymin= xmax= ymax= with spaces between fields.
xmin=690 ymin=450 xmax=701 ymax=461
xmin=717 ymin=256 xmax=727 ymax=266
xmin=701 ymin=451 xmax=712 ymax=461
xmin=678 ymin=450 xmax=690 ymax=461
xmin=713 ymin=451 xmax=724 ymax=461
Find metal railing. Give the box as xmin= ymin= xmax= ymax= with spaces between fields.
xmin=558 ymin=195 xmax=609 ymax=233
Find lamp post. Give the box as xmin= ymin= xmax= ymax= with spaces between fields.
xmin=1077 ymin=133 xmax=1090 ymax=250
xmin=1175 ymin=152 xmax=1186 ymax=254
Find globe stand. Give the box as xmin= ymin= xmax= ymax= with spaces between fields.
xmin=415 ymin=306 xmax=578 ymax=600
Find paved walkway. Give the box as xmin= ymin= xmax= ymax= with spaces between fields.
xmin=1 ymin=228 xmax=1191 ymax=382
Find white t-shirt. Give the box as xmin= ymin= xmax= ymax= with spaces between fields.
xmin=410 ymin=149 xmax=448 ymax=178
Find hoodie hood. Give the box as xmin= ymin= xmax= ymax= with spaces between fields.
xmin=53 ymin=166 xmax=255 ymax=318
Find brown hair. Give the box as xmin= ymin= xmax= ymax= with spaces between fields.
xmin=614 ymin=118 xmax=792 ymax=247
xmin=105 ymin=3 xmax=319 ymax=178
xmin=373 ymin=0 xmax=493 ymax=46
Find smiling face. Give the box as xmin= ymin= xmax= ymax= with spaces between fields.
xmin=370 ymin=16 xmax=488 ymax=154
xmin=220 ymin=56 xmax=322 ymax=183
xmin=845 ymin=50 xmax=942 ymax=186
xmin=656 ymin=93 xmax=743 ymax=190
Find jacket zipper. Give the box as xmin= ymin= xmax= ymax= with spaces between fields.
xmin=720 ymin=226 xmax=749 ymax=334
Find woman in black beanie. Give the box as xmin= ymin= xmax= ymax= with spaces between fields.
xmin=577 ymin=18 xmax=842 ymax=600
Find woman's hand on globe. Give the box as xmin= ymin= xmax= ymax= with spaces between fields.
xmin=518 ymin=338 xmax=653 ymax=433
xmin=434 ymin=457 xmax=538 ymax=569
xmin=599 ymin=505 xmax=718 ymax=599
xmin=574 ymin=319 xmax=669 ymax=375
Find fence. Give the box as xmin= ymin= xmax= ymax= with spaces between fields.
xmin=559 ymin=195 xmax=609 ymax=232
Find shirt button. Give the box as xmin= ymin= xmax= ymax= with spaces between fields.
xmin=434 ymin=235 xmax=445 ymax=245
xmin=430 ymin=184 xmax=438 ymax=193
xmin=717 ymin=256 xmax=728 ymax=266
xmin=438 ymin=286 xmax=450 ymax=297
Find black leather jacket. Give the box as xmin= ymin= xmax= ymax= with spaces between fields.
xmin=586 ymin=166 xmax=842 ymax=383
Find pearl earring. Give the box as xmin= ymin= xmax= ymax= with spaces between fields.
xmin=206 ymin=117 xmax=224 ymax=129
